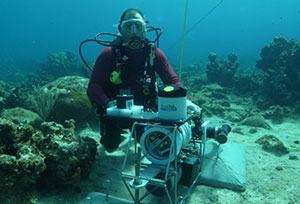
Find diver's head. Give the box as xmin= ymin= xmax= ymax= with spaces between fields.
xmin=119 ymin=8 xmax=147 ymax=50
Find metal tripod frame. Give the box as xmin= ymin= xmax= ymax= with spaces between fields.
xmin=120 ymin=119 xmax=208 ymax=204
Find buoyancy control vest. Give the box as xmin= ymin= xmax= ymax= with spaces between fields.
xmin=104 ymin=38 xmax=158 ymax=111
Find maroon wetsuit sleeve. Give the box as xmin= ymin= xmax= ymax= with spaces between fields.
xmin=87 ymin=47 xmax=115 ymax=106
xmin=154 ymin=48 xmax=184 ymax=88
xmin=154 ymin=48 xmax=190 ymax=99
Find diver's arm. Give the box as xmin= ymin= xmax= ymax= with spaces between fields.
xmin=154 ymin=48 xmax=189 ymax=98
xmin=154 ymin=48 xmax=184 ymax=88
xmin=154 ymin=48 xmax=201 ymax=115
xmin=87 ymin=47 xmax=114 ymax=106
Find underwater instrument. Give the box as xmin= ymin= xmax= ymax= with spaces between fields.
xmin=157 ymin=84 xmax=187 ymax=121
xmin=80 ymin=86 xmax=246 ymax=204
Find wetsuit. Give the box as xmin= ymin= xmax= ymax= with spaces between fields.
xmin=87 ymin=46 xmax=184 ymax=150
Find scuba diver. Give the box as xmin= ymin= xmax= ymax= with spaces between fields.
xmin=86 ymin=8 xmax=201 ymax=153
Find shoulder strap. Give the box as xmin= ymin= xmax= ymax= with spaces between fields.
xmin=110 ymin=38 xmax=128 ymax=73
xmin=144 ymin=42 xmax=156 ymax=80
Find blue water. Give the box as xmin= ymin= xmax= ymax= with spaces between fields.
xmin=0 ymin=0 xmax=299 ymax=69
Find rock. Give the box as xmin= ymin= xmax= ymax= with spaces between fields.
xmin=208 ymin=52 xmax=217 ymax=62
xmin=0 ymin=80 xmax=10 ymax=111
xmin=249 ymin=128 xmax=257 ymax=134
xmin=263 ymin=105 xmax=285 ymax=124
xmin=289 ymin=155 xmax=298 ymax=160
xmin=206 ymin=52 xmax=239 ymax=87
xmin=255 ymin=36 xmax=300 ymax=107
xmin=255 ymin=134 xmax=289 ymax=156
xmin=40 ymin=50 xmax=81 ymax=81
xmin=225 ymin=109 xmax=246 ymax=122
xmin=232 ymin=127 xmax=244 ymax=135
xmin=0 ymin=107 xmax=42 ymax=126
xmin=0 ymin=118 xmax=46 ymax=203
xmin=240 ymin=115 xmax=271 ymax=129
xmin=220 ymin=101 xmax=231 ymax=107
xmin=0 ymin=117 xmax=97 ymax=202
xmin=0 ymin=118 xmax=35 ymax=152
xmin=35 ymin=120 xmax=97 ymax=187
xmin=207 ymin=103 xmax=226 ymax=117
xmin=234 ymin=73 xmax=260 ymax=93
xmin=209 ymin=92 xmax=227 ymax=100
xmin=30 ymin=76 xmax=92 ymax=123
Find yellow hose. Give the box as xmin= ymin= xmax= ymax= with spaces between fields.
xmin=178 ymin=0 xmax=189 ymax=80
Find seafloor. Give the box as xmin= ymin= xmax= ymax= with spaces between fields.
xmin=1 ymin=36 xmax=300 ymax=203
xmin=35 ymin=84 xmax=300 ymax=204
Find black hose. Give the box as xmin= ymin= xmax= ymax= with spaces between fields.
xmin=95 ymin=32 xmax=121 ymax=46
xmin=79 ymin=39 xmax=95 ymax=71
xmin=79 ymin=28 xmax=162 ymax=72
xmin=147 ymin=26 xmax=163 ymax=47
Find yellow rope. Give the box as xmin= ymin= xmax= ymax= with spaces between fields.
xmin=178 ymin=0 xmax=189 ymax=80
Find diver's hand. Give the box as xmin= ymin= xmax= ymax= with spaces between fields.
xmin=187 ymin=100 xmax=201 ymax=116
xmin=96 ymin=100 xmax=116 ymax=115
xmin=106 ymin=100 xmax=116 ymax=108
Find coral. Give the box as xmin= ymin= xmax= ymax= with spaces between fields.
xmin=29 ymin=76 xmax=92 ymax=122
xmin=0 ymin=58 xmax=27 ymax=86
xmin=240 ymin=115 xmax=271 ymax=129
xmin=39 ymin=51 xmax=81 ymax=81
xmin=289 ymin=155 xmax=298 ymax=160
xmin=0 ymin=81 xmax=38 ymax=112
xmin=233 ymin=72 xmax=263 ymax=94
xmin=255 ymin=134 xmax=289 ymax=156
xmin=256 ymin=36 xmax=300 ymax=106
xmin=34 ymin=120 xmax=97 ymax=187
xmin=0 ymin=80 xmax=11 ymax=111
xmin=187 ymin=83 xmax=247 ymax=120
xmin=256 ymin=36 xmax=300 ymax=74
xmin=263 ymin=105 xmax=286 ymax=124
xmin=0 ymin=107 xmax=42 ymax=126
xmin=179 ymin=63 xmax=207 ymax=90
xmin=0 ymin=118 xmax=46 ymax=203
xmin=208 ymin=52 xmax=217 ymax=62
xmin=46 ymin=76 xmax=92 ymax=123
xmin=0 ymin=118 xmax=97 ymax=202
xmin=0 ymin=118 xmax=32 ymax=154
xmin=29 ymin=85 xmax=62 ymax=120
xmin=206 ymin=52 xmax=239 ymax=87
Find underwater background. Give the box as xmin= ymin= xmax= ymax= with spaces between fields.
xmin=1 ymin=0 xmax=299 ymax=68
xmin=1 ymin=0 xmax=300 ymax=204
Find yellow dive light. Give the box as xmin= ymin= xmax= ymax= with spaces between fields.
xmin=110 ymin=71 xmax=123 ymax=84
xmin=164 ymin=86 xmax=175 ymax=92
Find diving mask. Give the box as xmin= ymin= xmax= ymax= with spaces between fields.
xmin=120 ymin=17 xmax=147 ymax=49
xmin=120 ymin=18 xmax=147 ymax=37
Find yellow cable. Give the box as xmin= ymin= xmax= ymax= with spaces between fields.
xmin=178 ymin=0 xmax=189 ymax=80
